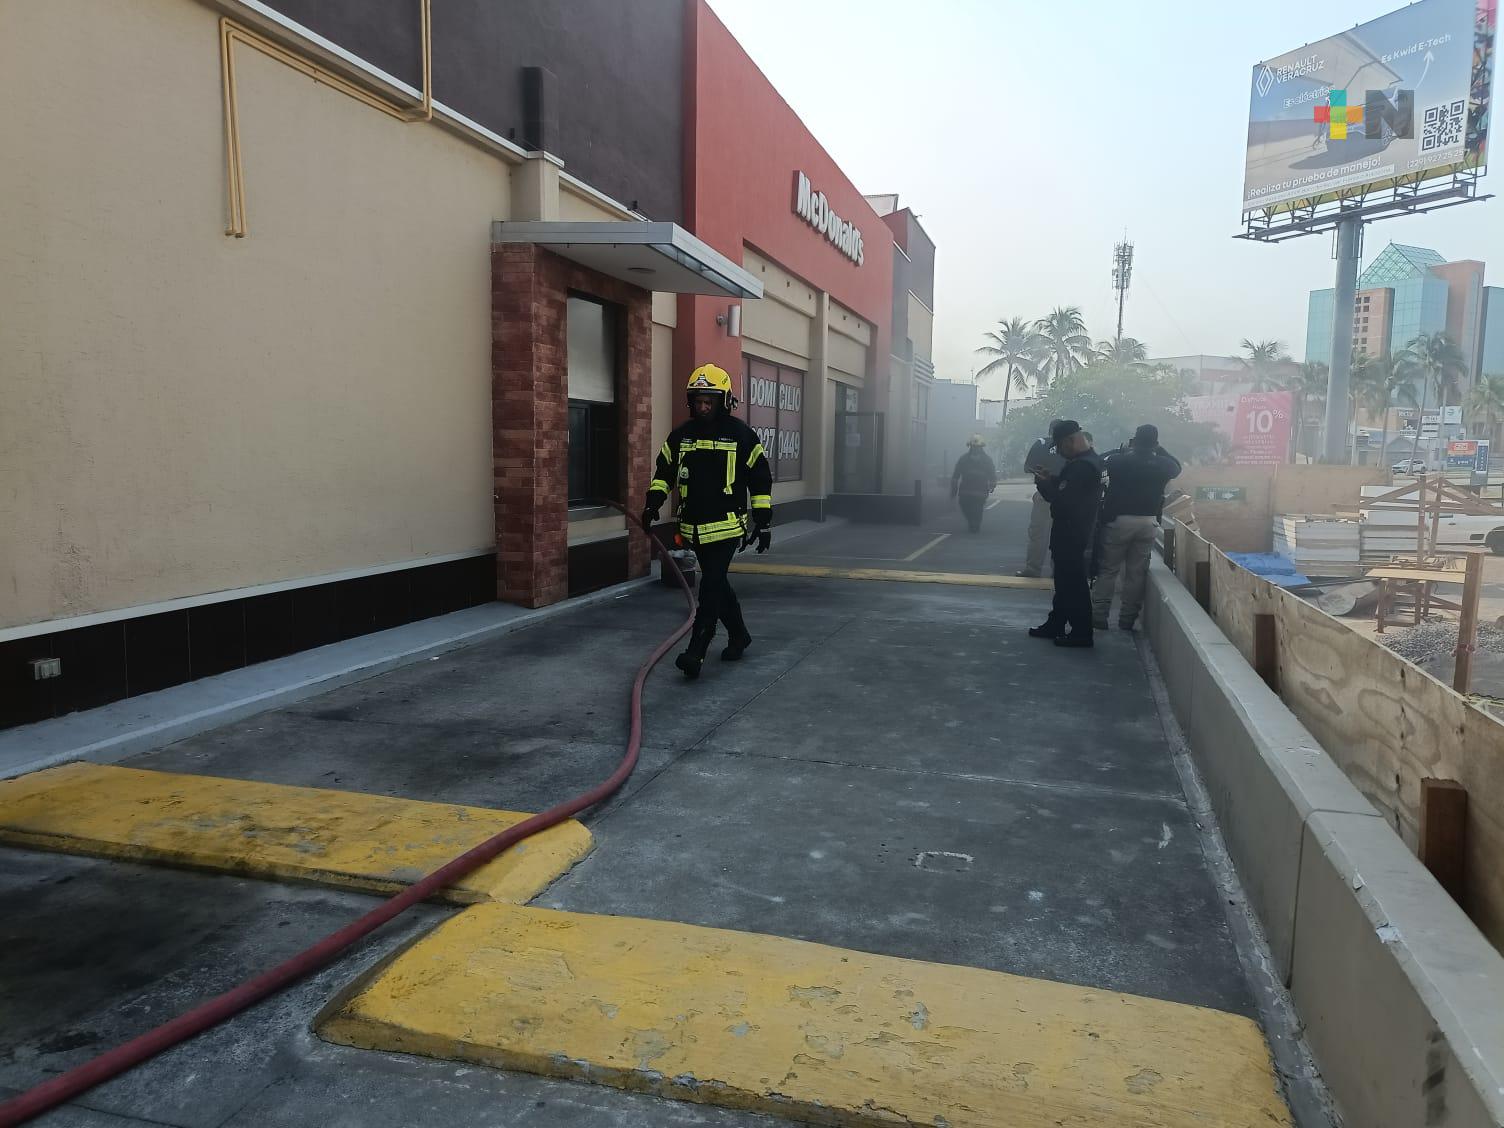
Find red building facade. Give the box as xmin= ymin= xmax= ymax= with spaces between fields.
xmin=675 ymin=1 xmax=896 ymax=515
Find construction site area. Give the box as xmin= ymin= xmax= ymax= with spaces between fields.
xmin=1174 ymin=462 xmax=1504 ymax=710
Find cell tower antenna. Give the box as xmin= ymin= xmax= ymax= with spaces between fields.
xmin=1111 ymin=238 xmax=1134 ymax=348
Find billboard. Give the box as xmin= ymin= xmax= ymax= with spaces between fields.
xmin=1447 ymin=438 xmax=1480 ymax=465
xmin=1230 ymin=391 xmax=1296 ymax=465
xmin=1446 ymin=438 xmax=1491 ymax=468
xmin=1242 ymin=0 xmax=1497 ymax=214
xmin=1185 ymin=391 xmax=1296 ymax=464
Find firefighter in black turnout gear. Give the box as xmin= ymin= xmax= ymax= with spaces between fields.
xmin=642 ymin=364 xmax=774 ymax=679
xmin=1028 ymin=419 xmax=1106 ymax=648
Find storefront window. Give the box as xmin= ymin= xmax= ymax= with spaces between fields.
xmin=567 ymin=295 xmax=620 ymax=506
xmin=776 ymin=368 xmax=803 ymax=480
xmin=744 ymin=356 xmax=804 ymax=482
xmin=835 ymin=383 xmax=882 ymax=494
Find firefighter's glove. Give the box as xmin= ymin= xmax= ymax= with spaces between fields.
xmin=640 ymin=507 xmax=659 ymax=534
xmin=752 ymin=528 xmax=772 ymax=554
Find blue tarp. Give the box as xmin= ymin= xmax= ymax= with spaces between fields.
xmin=1225 ymin=552 xmax=1312 ymax=588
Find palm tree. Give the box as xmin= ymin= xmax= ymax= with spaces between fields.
xmin=1348 ymin=353 xmax=1381 ymax=463
xmin=1283 ymin=360 xmax=1328 ymax=459
xmin=1092 ymin=336 xmax=1149 ymax=368
xmin=1466 ymin=375 xmax=1504 ymax=448
xmin=1394 ymin=332 xmax=1467 ymax=468
xmin=1238 ymin=338 xmax=1291 ymax=391
xmin=1200 ymin=431 xmax=1238 ymax=465
xmin=1362 ymin=356 xmax=1418 ymax=467
xmin=1034 ymin=307 xmax=1092 ymax=388
xmin=1350 ymin=354 xmax=1414 ymax=464
xmin=974 ymin=317 xmax=1045 ymax=424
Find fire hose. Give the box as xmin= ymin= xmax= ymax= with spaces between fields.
xmin=0 ymin=518 xmax=692 ymax=1127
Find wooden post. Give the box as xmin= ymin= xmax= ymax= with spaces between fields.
xmin=1419 ymin=778 xmax=1468 ymax=905
xmin=1163 ymin=526 xmax=1177 ymax=571
xmin=1430 ymin=470 xmax=1445 ymax=559
xmin=1254 ymin=613 xmax=1279 ymax=692
xmin=1194 ymin=559 xmax=1210 ymax=611
xmin=1454 ymin=550 xmax=1484 ymax=694
xmin=1415 ymin=473 xmax=1429 ymax=560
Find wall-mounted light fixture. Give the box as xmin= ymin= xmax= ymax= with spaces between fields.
xmin=727 ymin=304 xmax=742 ymax=338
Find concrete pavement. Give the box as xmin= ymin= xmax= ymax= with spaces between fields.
xmin=770 ymin=482 xmax=1041 ymax=577
xmin=0 ymin=499 xmax=1302 ymax=1126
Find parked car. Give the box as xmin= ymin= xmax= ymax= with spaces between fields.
xmin=1433 ymin=513 xmax=1504 ymax=554
xmin=1390 ymin=458 xmax=1427 ymax=475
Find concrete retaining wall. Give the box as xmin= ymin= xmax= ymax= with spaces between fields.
xmin=1144 ymin=560 xmax=1504 ymax=1127
xmin=1169 ymin=522 xmax=1504 ymax=945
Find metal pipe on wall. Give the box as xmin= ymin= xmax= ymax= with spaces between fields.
xmin=219 ymin=0 xmax=432 ymax=237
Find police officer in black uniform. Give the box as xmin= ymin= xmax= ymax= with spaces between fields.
xmin=642 ymin=363 xmax=773 ymax=679
xmin=1028 ymin=419 xmax=1106 ymax=648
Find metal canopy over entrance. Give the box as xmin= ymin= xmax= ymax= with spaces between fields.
xmin=491 ymin=221 xmax=763 ymax=299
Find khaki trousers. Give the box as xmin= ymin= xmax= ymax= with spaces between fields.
xmin=1091 ymin=515 xmax=1159 ymax=626
xmin=1024 ymin=491 xmax=1052 ymax=574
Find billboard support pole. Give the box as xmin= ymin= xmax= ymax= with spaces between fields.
xmin=1323 ymin=214 xmax=1362 ymax=463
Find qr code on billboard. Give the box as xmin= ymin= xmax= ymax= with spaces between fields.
xmin=1421 ymin=100 xmax=1466 ymax=152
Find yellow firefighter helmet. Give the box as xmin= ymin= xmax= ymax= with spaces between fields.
xmin=686 ymin=364 xmax=733 ymax=395
xmin=685 ymin=363 xmax=737 ymax=411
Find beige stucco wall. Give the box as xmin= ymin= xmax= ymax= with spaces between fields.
xmin=830 ymin=301 xmax=873 ymax=345
xmin=773 ymin=479 xmax=808 ymax=502
xmin=742 ymin=299 xmax=813 ymax=366
xmin=827 ymin=333 xmax=868 ymax=386
xmin=651 ymin=320 xmax=677 ymax=460
xmin=560 ymin=181 xmax=631 ymax=223
xmin=743 ymin=248 xmax=818 ymax=317
xmin=0 ymin=0 xmax=513 ymax=629
xmin=907 ymin=293 xmax=933 ymax=362
xmin=827 ymin=301 xmax=871 ymax=387
xmin=740 ymin=250 xmax=815 ymax=369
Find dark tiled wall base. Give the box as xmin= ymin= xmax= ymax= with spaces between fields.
xmin=0 ymin=555 xmax=496 ymax=732
xmin=568 ymin=536 xmax=630 ymax=598
xmin=772 ymin=498 xmax=824 ymax=525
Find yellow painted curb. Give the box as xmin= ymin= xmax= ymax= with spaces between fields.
xmin=321 ymin=905 xmax=1290 ymax=1127
xmin=0 ymin=764 xmax=592 ymax=905
xmin=730 ymin=561 xmax=1052 ymax=590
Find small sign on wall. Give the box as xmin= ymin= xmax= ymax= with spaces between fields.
xmin=1196 ymin=486 xmax=1247 ymax=502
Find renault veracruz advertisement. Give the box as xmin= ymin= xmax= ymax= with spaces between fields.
xmin=1242 ymin=0 xmax=1496 ymax=214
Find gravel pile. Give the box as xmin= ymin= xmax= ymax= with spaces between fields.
xmin=1381 ymin=619 xmax=1504 ymax=665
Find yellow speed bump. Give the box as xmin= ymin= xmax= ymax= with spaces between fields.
xmin=321 ymin=905 xmax=1290 ymax=1127
xmin=0 ymin=764 xmax=591 ymax=904
xmin=730 ymin=561 xmax=1052 ymax=590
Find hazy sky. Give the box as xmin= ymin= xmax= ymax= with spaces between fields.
xmin=705 ymin=0 xmax=1503 ymax=396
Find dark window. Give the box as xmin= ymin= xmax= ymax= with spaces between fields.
xmin=568 ymin=402 xmax=620 ymax=506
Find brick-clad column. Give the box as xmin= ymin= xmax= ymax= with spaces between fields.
xmin=494 ymin=243 xmax=658 ymax=605
xmin=621 ymin=296 xmax=654 ymax=580
xmin=492 ymin=244 xmax=569 ymax=608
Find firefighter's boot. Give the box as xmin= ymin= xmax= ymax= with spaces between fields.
xmin=719 ymin=600 xmax=752 ymax=662
xmin=675 ymin=624 xmax=716 ymax=679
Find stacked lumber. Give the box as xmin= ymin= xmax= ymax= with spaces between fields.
xmin=1272 ymin=515 xmax=1362 ymax=575
xmin=1360 ymin=510 xmax=1423 ymax=559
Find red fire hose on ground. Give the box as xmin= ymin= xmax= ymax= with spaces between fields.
xmin=0 ymin=524 xmax=693 ymax=1127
